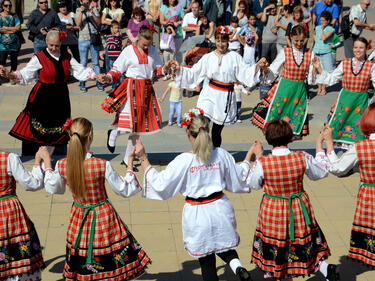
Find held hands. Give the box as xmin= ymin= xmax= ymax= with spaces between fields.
xmin=256 ymin=57 xmax=269 ymax=74
xmin=312 ymin=57 xmax=322 ymax=73
xmin=252 ymin=140 xmax=264 ymax=159
xmin=97 ymin=74 xmax=111 ymax=84
xmin=35 ymin=146 xmax=52 ymax=168
xmin=134 ymin=139 xmax=146 ymax=159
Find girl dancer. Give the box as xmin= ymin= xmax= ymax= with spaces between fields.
xmin=176 ymin=26 xmax=262 ymax=147
xmin=247 ymin=119 xmax=339 ymax=281
xmin=40 ymin=117 xmax=150 ymax=281
xmin=136 ymin=108 xmax=254 ymax=281
xmin=252 ymin=25 xmax=315 ymax=139
xmin=0 ymin=148 xmax=45 ymax=280
xmin=313 ymin=37 xmax=375 ymax=147
xmin=323 ymin=104 xmax=375 ymax=267
xmin=100 ymin=25 xmax=175 ymax=169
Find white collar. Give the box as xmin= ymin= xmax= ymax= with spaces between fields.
xmin=271 ymin=146 xmax=291 ymax=156
xmin=369 ymin=133 xmax=375 ymax=140
xmin=85 ymin=152 xmax=93 ymax=159
xmin=46 ymin=49 xmax=61 ymax=60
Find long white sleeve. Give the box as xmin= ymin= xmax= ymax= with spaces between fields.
xmin=14 ymin=56 xmax=41 ymax=85
xmin=234 ymin=54 xmax=260 ymax=88
xmin=246 ymin=160 xmax=264 ymax=190
xmin=262 ymin=50 xmax=285 ymax=84
xmin=105 ymin=161 xmax=141 ymax=197
xmin=317 ymin=61 xmax=344 ymax=86
xmin=222 ymin=151 xmax=251 ymax=193
xmin=7 ymin=153 xmax=44 ymax=191
xmin=304 ymin=151 xmax=329 ymax=180
xmin=44 ymin=160 xmax=66 ymax=194
xmin=70 ymin=57 xmax=96 ymax=81
xmin=177 ymin=54 xmax=208 ymax=89
xmin=326 ymin=146 xmax=358 ymax=176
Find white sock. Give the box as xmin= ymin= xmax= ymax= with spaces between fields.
xmin=108 ymin=129 xmax=118 ymax=147
xmin=319 ymin=261 xmax=329 ymax=277
xmin=229 ymin=258 xmax=242 ymax=274
xmin=123 ymin=134 xmax=139 ymax=165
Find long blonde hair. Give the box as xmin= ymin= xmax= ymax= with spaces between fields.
xmin=188 ymin=115 xmax=213 ymax=163
xmin=67 ymin=117 xmax=93 ymax=200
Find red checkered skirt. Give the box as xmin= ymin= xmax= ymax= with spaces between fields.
xmin=0 ymin=196 xmax=45 ymax=278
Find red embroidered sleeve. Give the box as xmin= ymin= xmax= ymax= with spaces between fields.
xmin=107 ymin=69 xmax=122 ymax=82
xmin=155 ymin=65 xmax=164 ymax=77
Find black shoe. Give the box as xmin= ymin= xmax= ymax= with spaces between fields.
xmin=120 ymin=160 xmax=139 ymax=172
xmin=236 ymin=267 xmax=252 ymax=281
xmin=326 ymin=264 xmax=340 ymax=281
xmin=107 ymin=130 xmax=115 ymax=153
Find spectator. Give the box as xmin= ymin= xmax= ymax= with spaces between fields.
xmin=145 ymin=0 xmax=162 ymax=50
xmin=228 ymin=16 xmax=241 ymax=53
xmin=160 ymin=0 xmax=184 ymax=63
xmin=233 ymin=0 xmax=248 ymax=27
xmin=261 ymin=1 xmax=277 ymax=63
xmin=0 ymin=0 xmax=21 ymax=85
xmin=104 ymin=20 xmax=123 ymax=88
xmin=182 ymin=1 xmax=199 ymax=39
xmin=133 ymin=0 xmax=146 ymax=9
xmin=75 ymin=0 xmax=103 ymax=92
xmin=57 ymin=0 xmax=80 ymax=62
xmin=121 ymin=0 xmax=133 ymax=27
xmin=196 ymin=13 xmax=215 ymax=42
xmin=160 ymin=23 xmax=175 ymax=79
xmin=344 ymin=0 xmax=375 ymax=58
xmin=203 ymin=0 xmax=226 ymax=26
xmin=252 ymin=0 xmax=269 ymax=32
xmin=126 ymin=7 xmax=149 ymax=44
xmin=239 ymin=13 xmax=259 ymax=65
xmin=312 ymin=0 xmax=339 ymax=32
xmin=101 ymin=0 xmax=124 ymax=34
xmin=313 ymin=10 xmax=335 ymax=95
xmin=27 ymin=0 xmax=62 ymax=54
xmin=274 ymin=4 xmax=293 ymax=53
xmin=299 ymin=0 xmax=313 ymax=24
xmin=286 ymin=6 xmax=309 ymax=47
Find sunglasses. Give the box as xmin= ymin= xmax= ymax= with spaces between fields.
xmin=39 ymin=1 xmax=48 ymax=4
xmin=365 ymin=3 xmax=370 ymax=6
xmin=3 ymin=4 xmax=12 ymax=7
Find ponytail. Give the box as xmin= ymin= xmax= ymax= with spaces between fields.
xmin=188 ymin=115 xmax=213 ymax=163
xmin=67 ymin=118 xmax=93 ymax=201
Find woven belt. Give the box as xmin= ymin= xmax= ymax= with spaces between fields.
xmin=208 ymin=79 xmax=234 ymax=91
xmin=0 ymin=193 xmax=16 ymax=200
xmin=264 ymin=191 xmax=311 ymax=241
xmin=185 ymin=191 xmax=224 ymax=205
xmin=73 ymin=199 xmax=108 ymax=265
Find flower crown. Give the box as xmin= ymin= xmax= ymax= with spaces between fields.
xmin=181 ymin=108 xmax=204 ymax=127
xmin=140 ymin=25 xmax=156 ymax=33
xmin=216 ymin=25 xmax=233 ymax=35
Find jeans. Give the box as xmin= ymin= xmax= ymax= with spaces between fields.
xmin=0 ymin=50 xmax=19 ymax=71
xmin=78 ymin=40 xmax=101 ymax=83
xmin=169 ymin=101 xmax=182 ymax=124
xmin=33 ymin=37 xmax=47 ymax=54
xmin=105 ymin=50 xmax=120 ymax=88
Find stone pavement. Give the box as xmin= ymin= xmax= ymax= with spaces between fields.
xmin=1 ymin=2 xmax=375 ymax=279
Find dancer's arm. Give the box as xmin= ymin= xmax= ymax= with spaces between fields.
xmin=0 ymin=56 xmax=41 ymax=85
xmin=315 ymin=61 xmax=344 ymax=86
xmin=43 ymin=160 xmax=67 ymax=195
xmin=176 ymin=53 xmax=208 ymax=89
xmin=69 ymin=57 xmax=97 ymax=81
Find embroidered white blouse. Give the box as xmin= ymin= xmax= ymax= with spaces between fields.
xmin=14 ymin=49 xmax=95 ymax=85
xmin=247 ymin=147 xmax=329 ymax=190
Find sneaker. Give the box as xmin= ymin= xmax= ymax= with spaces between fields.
xmin=236 ymin=267 xmax=252 ymax=281
xmin=236 ymin=119 xmax=242 ymax=123
xmin=79 ymin=82 xmax=87 ymax=92
xmin=326 ymin=264 xmax=340 ymax=281
xmin=168 ymin=121 xmax=173 ymax=126
xmin=96 ymin=81 xmax=104 ymax=91
xmin=177 ymin=123 xmax=182 ymax=127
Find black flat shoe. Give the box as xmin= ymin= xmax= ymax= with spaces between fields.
xmin=326 ymin=264 xmax=340 ymax=281
xmin=107 ymin=129 xmax=115 ymax=153
xmin=120 ymin=160 xmax=139 ymax=172
xmin=236 ymin=267 xmax=252 ymax=281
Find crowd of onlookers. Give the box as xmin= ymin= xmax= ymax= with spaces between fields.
xmin=0 ymin=0 xmax=375 ymax=90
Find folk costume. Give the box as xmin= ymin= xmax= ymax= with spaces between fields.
xmin=0 ymin=151 xmax=45 ymax=281
xmin=247 ymin=148 xmax=330 ymax=279
xmin=252 ymin=47 xmax=315 ymax=137
xmin=143 ymin=147 xmax=251 ymax=257
xmin=326 ymin=133 xmax=375 ymax=267
xmin=10 ymin=49 xmax=95 ymax=147
xmin=44 ymin=154 xmax=150 ymax=281
xmin=318 ymin=58 xmax=375 ymax=145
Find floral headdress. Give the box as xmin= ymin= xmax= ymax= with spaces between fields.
xmin=181 ymin=108 xmax=204 ymax=127
xmin=140 ymin=25 xmax=156 ymax=33
xmin=58 ymin=30 xmax=68 ymax=41
xmin=62 ymin=117 xmax=73 ymax=135
xmin=216 ymin=25 xmax=232 ymax=35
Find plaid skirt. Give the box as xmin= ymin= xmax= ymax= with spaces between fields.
xmin=64 ymin=200 xmax=150 ymax=280
xmin=251 ymin=192 xmax=330 ymax=279
xmin=348 ymin=185 xmax=375 ymax=266
xmin=0 ymin=197 xmax=45 ymax=278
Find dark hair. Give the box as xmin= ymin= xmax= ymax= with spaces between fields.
xmin=290 ymin=24 xmax=306 ymax=37
xmin=132 ymin=7 xmax=145 ymax=20
xmin=354 ymin=37 xmax=369 ymax=48
xmin=231 ymin=16 xmax=239 ymax=24
xmin=57 ymin=0 xmax=67 ymax=8
xmin=162 ymin=0 xmax=178 ymax=7
xmin=237 ymin=0 xmax=249 ymax=16
xmin=265 ymin=119 xmax=294 ymax=147
xmin=360 ymin=103 xmax=375 ymax=136
xmin=215 ymin=32 xmax=230 ymax=41
xmin=248 ymin=12 xmax=256 ymax=18
xmin=111 ymin=20 xmax=119 ymax=27
xmin=320 ymin=10 xmax=332 ymax=22
xmin=107 ymin=0 xmax=121 ymax=8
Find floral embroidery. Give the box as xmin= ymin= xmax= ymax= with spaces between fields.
xmin=270 ymin=246 xmax=278 ymax=260
xmin=253 ymin=238 xmax=263 ymax=255
xmin=365 ymin=235 xmax=375 ymax=252
xmin=83 ymin=256 xmax=104 ymax=273
xmin=31 ymin=117 xmax=71 ymax=135
xmin=19 ymin=241 xmax=31 ymax=257
xmin=112 ymin=246 xmax=130 ymax=267
xmin=0 ymin=246 xmax=14 ymax=263
xmin=288 ymin=246 xmax=299 ymax=261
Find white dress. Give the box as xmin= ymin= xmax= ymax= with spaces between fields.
xmin=177 ymin=51 xmax=259 ymax=124
xmin=142 ymin=147 xmax=251 ymax=257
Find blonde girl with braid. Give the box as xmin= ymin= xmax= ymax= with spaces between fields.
xmin=135 ymin=108 xmax=258 ymax=281
xmin=38 ymin=117 xmax=151 ymax=281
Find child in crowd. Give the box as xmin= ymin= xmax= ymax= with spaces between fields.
xmin=313 ymin=11 xmax=335 ymax=96
xmin=228 ymin=16 xmax=241 ymax=53
xmin=160 ymin=23 xmax=176 ymax=80
xmin=104 ymin=20 xmax=123 ymax=89
xmin=159 ymin=71 xmax=183 ymax=127
xmin=239 ymin=13 xmax=259 ymax=66
xmin=40 ymin=117 xmax=151 ymax=281
xmin=234 ymin=81 xmax=249 ymax=123
xmin=247 ymin=119 xmax=340 ymax=281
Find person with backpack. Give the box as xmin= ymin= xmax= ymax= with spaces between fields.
xmin=343 ymin=0 xmax=375 ymax=58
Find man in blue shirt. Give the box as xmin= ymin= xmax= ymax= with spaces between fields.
xmin=312 ymin=0 xmax=339 ymax=32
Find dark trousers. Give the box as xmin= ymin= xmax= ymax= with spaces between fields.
xmin=344 ymin=34 xmax=359 ymax=59
xmin=0 ymin=50 xmax=19 ymax=71
xmin=198 ymin=250 xmax=239 ymax=281
xmin=61 ymin=44 xmax=80 ymax=63
xmin=22 ymin=141 xmax=67 ymax=157
xmin=212 ymin=123 xmax=224 ymax=147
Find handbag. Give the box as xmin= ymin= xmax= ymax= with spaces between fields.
xmin=85 ymin=12 xmax=101 ymax=46
xmin=12 ymin=15 xmax=25 ymax=44
xmin=99 ymin=8 xmax=112 ymax=35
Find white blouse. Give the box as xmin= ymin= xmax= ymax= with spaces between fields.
xmin=317 ymin=58 xmax=375 ymax=87
xmin=143 ymin=147 xmax=251 ymax=200
xmin=262 ymin=47 xmax=316 ymax=85
xmin=6 ymin=153 xmax=44 ymax=191
xmin=44 ymin=155 xmax=141 ymax=197
xmin=177 ymin=50 xmax=259 ymax=89
xmin=14 ymin=49 xmax=95 ymax=85
xmin=247 ymin=147 xmax=329 ymax=190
